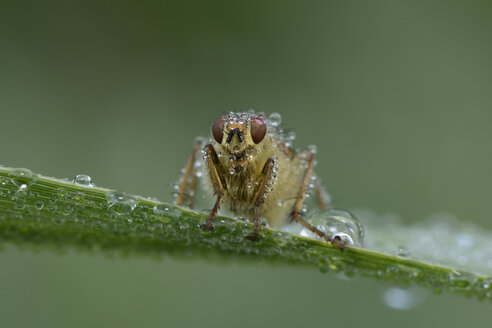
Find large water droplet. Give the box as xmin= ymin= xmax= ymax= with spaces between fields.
xmin=72 ymin=174 xmax=93 ymax=187
xmin=268 ymin=112 xmax=282 ymax=127
xmin=106 ymin=192 xmax=138 ymax=215
xmin=9 ymin=168 xmax=37 ymax=188
xmin=302 ymin=209 xmax=365 ymax=246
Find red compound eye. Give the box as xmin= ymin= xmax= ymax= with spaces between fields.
xmin=250 ymin=118 xmax=266 ymax=144
xmin=212 ymin=116 xmax=226 ymax=143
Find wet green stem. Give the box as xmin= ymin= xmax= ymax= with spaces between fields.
xmin=0 ymin=166 xmax=491 ymax=301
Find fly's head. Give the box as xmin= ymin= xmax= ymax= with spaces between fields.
xmin=211 ymin=112 xmax=268 ymax=173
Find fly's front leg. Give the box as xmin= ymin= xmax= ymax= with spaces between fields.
xmin=175 ymin=143 xmax=203 ymax=208
xmin=246 ymin=158 xmax=275 ymax=241
xmin=201 ymin=144 xmax=226 ymax=231
xmin=292 ymin=151 xmax=345 ymax=251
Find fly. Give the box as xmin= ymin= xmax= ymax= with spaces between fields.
xmin=175 ymin=110 xmax=345 ymax=250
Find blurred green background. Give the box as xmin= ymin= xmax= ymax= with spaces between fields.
xmin=1 ymin=0 xmax=492 ymax=326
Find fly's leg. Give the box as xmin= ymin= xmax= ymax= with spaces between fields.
xmin=175 ymin=143 xmax=202 ymax=207
xmin=201 ymin=144 xmax=225 ymax=231
xmin=246 ymin=158 xmax=275 ymax=241
xmin=292 ymin=151 xmax=345 ymax=251
xmin=298 ymin=150 xmax=330 ymax=211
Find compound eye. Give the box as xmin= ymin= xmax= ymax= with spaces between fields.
xmin=250 ymin=118 xmax=266 ymax=144
xmin=212 ymin=116 xmax=226 ymax=143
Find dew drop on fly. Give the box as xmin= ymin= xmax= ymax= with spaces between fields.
xmin=268 ymin=112 xmax=282 ymax=127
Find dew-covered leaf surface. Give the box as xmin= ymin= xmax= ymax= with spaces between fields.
xmin=0 ymin=166 xmax=491 ymax=302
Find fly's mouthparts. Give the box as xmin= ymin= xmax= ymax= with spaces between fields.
xmin=228 ymin=150 xmax=245 ymax=161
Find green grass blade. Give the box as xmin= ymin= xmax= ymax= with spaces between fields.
xmin=0 ymin=166 xmax=491 ymax=301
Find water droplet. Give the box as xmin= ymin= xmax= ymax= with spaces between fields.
xmin=154 ymin=205 xmax=181 ymax=220
xmin=245 ymin=147 xmax=257 ymax=160
xmin=14 ymin=184 xmax=28 ymax=199
xmin=382 ymin=287 xmax=427 ymax=310
xmin=302 ymin=209 xmax=365 ymax=246
xmin=69 ymin=191 xmax=85 ymax=202
xmin=332 ymin=232 xmax=354 ymax=245
xmin=448 ymin=271 xmax=477 ymax=291
xmin=395 ymin=245 xmax=410 ymax=257
xmin=228 ymin=167 xmax=235 ymax=175
xmin=150 ymin=222 xmax=164 ymax=231
xmin=47 ymin=199 xmax=57 ymax=212
xmin=259 ymin=217 xmax=269 ymax=228
xmin=307 ymin=144 xmax=317 ymax=154
xmin=286 ymin=131 xmax=296 ymax=141
xmin=72 ymin=174 xmax=93 ymax=187
xmin=158 ymin=216 xmax=171 ymax=224
xmin=34 ymin=200 xmax=44 ymax=210
xmin=9 ymin=168 xmax=37 ymax=188
xmin=106 ymin=192 xmax=138 ymax=215
xmin=57 ymin=187 xmax=68 ymax=199
xmin=276 ymin=198 xmax=284 ymax=207
xmin=63 ymin=205 xmax=73 ymax=216
xmin=268 ymin=112 xmax=282 ymax=127
xmin=14 ymin=200 xmax=25 ymax=210
xmin=153 ymin=205 xmax=170 ymax=215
